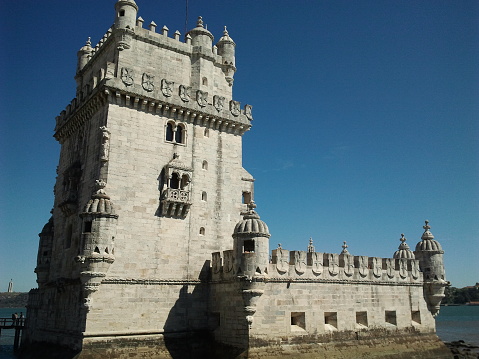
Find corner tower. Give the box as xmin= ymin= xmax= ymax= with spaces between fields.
xmin=24 ymin=0 xmax=255 ymax=354
xmin=414 ymin=221 xmax=448 ymax=316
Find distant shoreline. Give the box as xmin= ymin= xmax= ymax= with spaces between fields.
xmin=0 ymin=292 xmax=28 ymax=308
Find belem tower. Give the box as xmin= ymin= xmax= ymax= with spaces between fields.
xmin=22 ymin=1 xmax=452 ymax=358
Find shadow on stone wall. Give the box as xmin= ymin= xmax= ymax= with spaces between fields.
xmin=163 ymin=283 xmax=246 ymax=359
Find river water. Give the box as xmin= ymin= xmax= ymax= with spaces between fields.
xmin=1 ymin=306 xmax=478 ymax=358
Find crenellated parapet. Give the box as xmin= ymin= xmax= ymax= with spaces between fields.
xmin=212 ymin=245 xmax=422 ymax=286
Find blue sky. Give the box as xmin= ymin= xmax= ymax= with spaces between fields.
xmin=0 ymin=0 xmax=477 ymax=292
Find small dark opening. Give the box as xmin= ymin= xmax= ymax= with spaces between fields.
xmin=119 ymin=10 xmax=125 ymax=16
xmin=170 ymin=173 xmax=180 ymax=189
xmin=180 ymin=175 xmax=189 ymax=190
xmin=84 ymin=221 xmax=92 ymax=233
xmin=175 ymin=125 xmax=184 ymax=143
xmin=244 ymin=239 xmax=255 ymax=253
xmin=166 ymin=123 xmax=174 ymax=141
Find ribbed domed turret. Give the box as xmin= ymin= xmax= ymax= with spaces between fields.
xmin=394 ymin=234 xmax=415 ymax=259
xmin=415 ymin=220 xmax=443 ymax=252
xmin=233 ymin=202 xmax=270 ymax=238
xmin=82 ymin=180 xmax=116 ymax=215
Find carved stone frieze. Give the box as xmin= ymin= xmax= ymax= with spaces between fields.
xmin=161 ymin=79 xmax=174 ymax=97
xmin=328 ymin=253 xmax=339 ymax=276
xmin=142 ymin=73 xmax=155 ymax=92
xmin=291 ymin=251 xmax=306 ymax=274
xmin=399 ymin=259 xmax=408 ymax=279
xmin=308 ymin=252 xmax=323 ymax=275
xmin=230 ymin=100 xmax=240 ymax=116
xmin=179 ymin=85 xmax=191 ymax=102
xmin=197 ymin=90 xmax=208 ymax=107
xmin=223 ymin=250 xmax=234 ymax=273
xmin=342 ymin=254 xmax=354 ymax=276
xmin=386 ymin=258 xmax=395 ymax=278
xmin=357 ymin=256 xmax=368 ymax=277
xmin=121 ymin=67 xmax=134 ymax=86
xmin=213 ymin=95 xmax=225 ymax=112
xmin=371 ymin=257 xmax=382 ymax=278
xmin=244 ymin=104 xmax=253 ymax=120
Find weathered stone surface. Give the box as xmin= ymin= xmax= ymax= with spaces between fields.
xmin=22 ymin=1 xmax=448 ymax=358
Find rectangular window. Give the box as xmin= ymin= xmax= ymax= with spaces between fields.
xmin=324 ymin=312 xmax=338 ymax=331
xmin=412 ymin=310 xmax=421 ymax=325
xmin=291 ymin=312 xmax=306 ymax=332
xmin=356 ymin=311 xmax=368 ymax=328
xmin=385 ymin=310 xmax=397 ymax=326
xmin=83 ymin=221 xmax=92 ymax=233
xmin=243 ymin=240 xmax=255 ymax=253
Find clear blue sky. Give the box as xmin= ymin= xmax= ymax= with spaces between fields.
xmin=0 ymin=1 xmax=477 ymax=292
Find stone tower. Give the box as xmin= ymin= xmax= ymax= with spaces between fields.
xmin=24 ymin=0 xmax=254 ymax=354
xmin=23 ymin=1 xmax=451 ymax=358
xmin=414 ymin=221 xmax=448 ymax=316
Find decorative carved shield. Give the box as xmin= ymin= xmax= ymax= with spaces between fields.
xmin=212 ymin=252 xmax=222 ymax=274
xmin=343 ymin=254 xmax=354 ymax=276
xmin=223 ymin=250 xmax=234 ymax=273
xmin=197 ymin=90 xmax=208 ymax=107
xmin=293 ymin=251 xmax=306 ymax=274
xmin=358 ymin=256 xmax=368 ymax=277
xmin=213 ymin=95 xmax=225 ymax=112
xmin=411 ymin=260 xmax=419 ymax=279
xmin=328 ymin=253 xmax=339 ymax=276
xmin=244 ymin=104 xmax=253 ymax=120
xmin=399 ymin=259 xmax=408 ymax=279
xmin=179 ymin=85 xmax=191 ymax=102
xmin=161 ymin=79 xmax=173 ymax=97
xmin=310 ymin=252 xmax=323 ymax=275
xmin=230 ymin=100 xmax=240 ymax=116
xmin=142 ymin=73 xmax=155 ymax=92
xmin=386 ymin=258 xmax=395 ymax=278
xmin=275 ymin=248 xmax=289 ymax=274
xmin=372 ymin=257 xmax=382 ymax=278
xmin=121 ymin=67 xmax=134 ymax=86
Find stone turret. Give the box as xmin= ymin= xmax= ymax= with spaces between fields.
xmin=34 ymin=217 xmax=54 ymax=286
xmin=76 ymin=38 xmax=92 ymax=73
xmin=216 ymin=26 xmax=236 ymax=85
xmin=114 ymin=0 xmax=138 ymax=30
xmin=186 ymin=16 xmax=214 ymax=49
xmin=114 ymin=0 xmax=138 ymax=50
xmin=232 ymin=202 xmax=270 ymax=278
xmin=76 ymin=180 xmax=119 ymax=310
xmin=414 ymin=220 xmax=447 ymax=316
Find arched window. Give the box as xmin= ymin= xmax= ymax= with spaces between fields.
xmin=242 ymin=192 xmax=251 ymax=204
xmin=202 ymin=191 xmax=207 ymax=201
xmin=166 ymin=122 xmax=174 ymax=142
xmin=180 ymin=174 xmax=189 ymax=189
xmin=202 ymin=160 xmax=208 ymax=170
xmin=199 ymin=227 xmax=205 ymax=235
xmin=175 ymin=124 xmax=185 ymax=144
xmin=202 ymin=77 xmax=208 ymax=86
xmin=204 ymin=128 xmax=209 ymax=138
xmin=170 ymin=173 xmax=180 ymax=189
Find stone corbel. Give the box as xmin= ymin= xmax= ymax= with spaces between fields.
xmin=240 ymin=277 xmax=265 ymax=329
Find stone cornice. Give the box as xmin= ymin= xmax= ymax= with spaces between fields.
xmin=211 ymin=277 xmax=424 ymax=287
xmin=103 ymin=78 xmax=252 ymax=135
xmin=102 ymin=278 xmax=204 ymax=285
xmin=54 ymin=78 xmax=252 ymax=143
xmin=54 ymin=88 xmax=108 ymax=143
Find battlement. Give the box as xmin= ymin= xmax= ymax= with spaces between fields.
xmin=55 ymin=14 xmax=249 ymax=143
xmin=211 ymin=247 xmax=422 ymax=285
